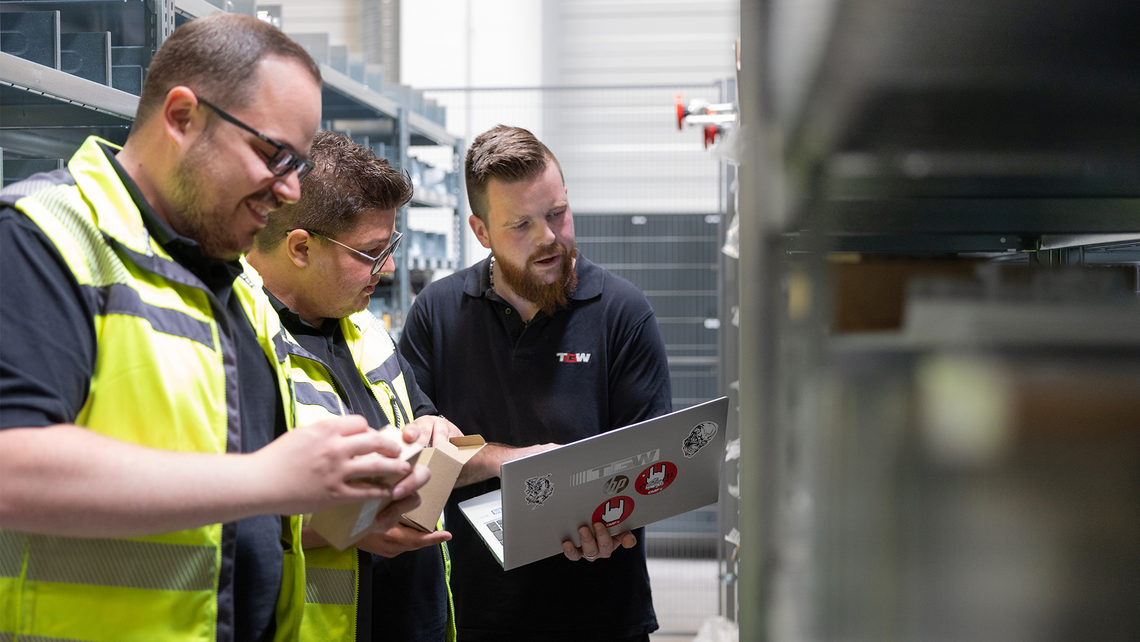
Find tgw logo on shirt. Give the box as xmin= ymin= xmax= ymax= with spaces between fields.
xmin=556 ymin=352 xmax=591 ymax=363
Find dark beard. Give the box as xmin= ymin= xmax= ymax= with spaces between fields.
xmin=496 ymin=242 xmax=579 ymax=317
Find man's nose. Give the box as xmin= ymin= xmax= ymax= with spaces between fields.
xmin=536 ymin=220 xmax=557 ymax=245
xmin=379 ymin=252 xmax=396 ymax=275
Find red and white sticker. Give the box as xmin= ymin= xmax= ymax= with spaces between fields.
xmin=592 ymin=496 xmax=635 ymax=528
xmin=635 ymin=462 xmax=678 ymax=496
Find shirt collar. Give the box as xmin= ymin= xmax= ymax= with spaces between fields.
xmin=265 ymin=288 xmax=339 ymax=339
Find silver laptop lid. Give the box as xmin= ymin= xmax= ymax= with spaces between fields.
xmin=497 ymin=396 xmax=728 ymax=570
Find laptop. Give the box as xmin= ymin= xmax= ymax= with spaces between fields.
xmin=458 ymin=396 xmax=728 ymax=570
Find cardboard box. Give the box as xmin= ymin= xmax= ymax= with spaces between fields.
xmin=309 ymin=425 xmax=424 ymax=551
xmin=400 ymin=435 xmax=486 ymax=532
xmin=831 ymin=259 xmax=976 ymax=333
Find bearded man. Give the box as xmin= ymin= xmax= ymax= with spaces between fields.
xmin=398 ymin=125 xmax=673 ymax=642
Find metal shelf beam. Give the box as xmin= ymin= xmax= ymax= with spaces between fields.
xmin=409 ymin=190 xmax=457 ymax=209
xmin=174 ymin=0 xmax=225 ymax=20
xmin=407 ymin=110 xmax=455 ymax=148
xmin=1 ymin=52 xmax=138 ymax=119
xmin=319 ymin=63 xmax=400 ymax=121
xmin=799 ymin=198 xmax=1140 ymax=235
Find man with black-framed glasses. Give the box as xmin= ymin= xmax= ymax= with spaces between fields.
xmin=0 ymin=13 xmax=429 ymax=642
xmin=248 ymin=130 xmax=462 ymax=642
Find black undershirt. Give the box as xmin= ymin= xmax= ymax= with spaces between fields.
xmin=0 ymin=147 xmax=286 ymax=642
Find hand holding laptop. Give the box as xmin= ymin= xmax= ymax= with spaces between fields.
xmin=561 ymin=522 xmax=637 ymax=562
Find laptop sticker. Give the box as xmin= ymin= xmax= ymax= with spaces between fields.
xmin=682 ymin=421 xmax=718 ymax=458
xmin=524 ymin=474 xmax=554 ymax=508
xmin=593 ymin=496 xmax=635 ymax=528
xmin=635 ymin=462 xmax=677 ymax=495
xmin=603 ymin=475 xmax=630 ymax=496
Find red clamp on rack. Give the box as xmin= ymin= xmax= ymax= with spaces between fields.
xmin=704 ymin=125 xmax=719 ymax=149
xmin=674 ymin=93 xmax=737 ymax=148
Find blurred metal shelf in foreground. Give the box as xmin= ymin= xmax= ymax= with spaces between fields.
xmin=735 ymin=0 xmax=1140 ymax=639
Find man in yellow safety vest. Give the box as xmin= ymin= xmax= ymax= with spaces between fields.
xmin=0 ymin=13 xmax=429 ymax=642
xmin=247 ymin=131 xmax=460 ymax=642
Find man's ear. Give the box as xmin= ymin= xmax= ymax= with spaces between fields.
xmin=285 ymin=229 xmax=313 ymax=268
xmin=469 ymin=214 xmax=491 ymax=250
xmin=161 ymin=86 xmax=204 ymax=150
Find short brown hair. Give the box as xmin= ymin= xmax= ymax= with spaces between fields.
xmin=133 ymin=13 xmax=320 ymax=130
xmin=465 ymin=125 xmax=563 ymax=223
xmin=256 ymin=130 xmax=413 ymax=252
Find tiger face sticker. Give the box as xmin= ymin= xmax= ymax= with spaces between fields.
xmin=524 ymin=475 xmax=554 ymax=508
xmin=682 ymin=421 xmax=718 ymax=458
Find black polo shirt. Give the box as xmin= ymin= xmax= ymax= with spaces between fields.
xmin=398 ymin=254 xmax=672 ymax=642
xmin=0 ymin=145 xmax=286 ymax=642
xmin=269 ymin=297 xmax=449 ymax=642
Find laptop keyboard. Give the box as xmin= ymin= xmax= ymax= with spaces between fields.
xmin=485 ymin=518 xmax=505 ymax=543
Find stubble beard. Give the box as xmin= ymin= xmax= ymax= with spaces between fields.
xmin=168 ymin=132 xmax=278 ymax=260
xmin=495 ymin=241 xmax=579 ymax=317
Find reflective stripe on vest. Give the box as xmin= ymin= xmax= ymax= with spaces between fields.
xmin=24 ymin=536 xmax=215 ymax=591
xmin=0 ymin=137 xmax=304 ymax=642
xmin=87 ymin=283 xmax=216 ymax=348
xmin=305 ymin=567 xmax=356 ymax=606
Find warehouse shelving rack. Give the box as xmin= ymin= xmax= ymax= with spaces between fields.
xmin=731 ymin=0 xmax=1140 ymax=639
xmin=1 ymin=0 xmax=463 ymax=326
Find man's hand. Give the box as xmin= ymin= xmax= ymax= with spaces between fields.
xmin=406 ymin=415 xmax=462 ymax=448
xmin=251 ymin=415 xmax=430 ymax=516
xmin=354 ymin=522 xmax=453 ymax=557
xmin=561 ymin=522 xmax=636 ymax=562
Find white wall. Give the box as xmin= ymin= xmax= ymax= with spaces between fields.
xmin=546 ymin=0 xmax=740 ymax=86
xmin=401 ymin=0 xmax=738 ymax=88
xmin=401 ymin=0 xmax=544 ymax=88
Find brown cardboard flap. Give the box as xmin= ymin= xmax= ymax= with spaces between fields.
xmin=444 ymin=435 xmax=486 ymax=464
xmin=400 ymin=435 xmax=486 ymax=532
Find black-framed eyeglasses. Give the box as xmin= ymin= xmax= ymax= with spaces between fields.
xmin=307 ymin=229 xmax=403 ymax=276
xmin=197 ymin=97 xmax=315 ymax=181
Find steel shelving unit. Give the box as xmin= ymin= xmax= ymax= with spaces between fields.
xmin=732 ymin=0 xmax=1140 ymax=639
xmin=1 ymin=0 xmax=463 ymax=328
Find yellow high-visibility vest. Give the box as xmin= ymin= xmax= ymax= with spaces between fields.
xmin=0 ymin=136 xmax=305 ymax=642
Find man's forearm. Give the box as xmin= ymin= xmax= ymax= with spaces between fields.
xmin=455 ymin=442 xmax=559 ymax=487
xmin=0 ymin=419 xmax=429 ymax=538
xmin=0 ymin=425 xmax=287 ymax=537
